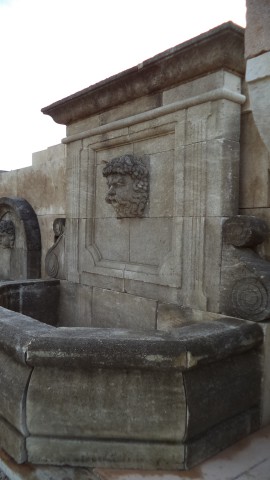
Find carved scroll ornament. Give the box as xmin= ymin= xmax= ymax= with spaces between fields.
xmin=45 ymin=218 xmax=66 ymax=279
xmin=221 ymin=215 xmax=270 ymax=321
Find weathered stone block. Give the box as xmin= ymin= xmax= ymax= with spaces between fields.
xmin=245 ymin=0 xmax=270 ymax=59
xmin=92 ymin=288 xmax=157 ymax=329
xmin=0 ymin=350 xmax=32 ymax=435
xmin=26 ymin=367 xmax=185 ymax=441
xmin=239 ymin=112 xmax=270 ymax=209
xmin=27 ymin=437 xmax=184 ymax=469
xmin=163 ymin=70 xmax=241 ymax=106
xmin=185 ymin=407 xmax=260 ymax=469
xmin=0 ymin=417 xmax=27 ymax=464
xmin=183 ymin=351 xmax=261 ymax=439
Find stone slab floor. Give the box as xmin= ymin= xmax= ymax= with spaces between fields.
xmin=1 ymin=426 xmax=270 ymax=480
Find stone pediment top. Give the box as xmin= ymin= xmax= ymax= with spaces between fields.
xmin=42 ymin=22 xmax=244 ymax=126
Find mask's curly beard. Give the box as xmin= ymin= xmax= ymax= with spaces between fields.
xmin=106 ymin=193 xmax=147 ymax=218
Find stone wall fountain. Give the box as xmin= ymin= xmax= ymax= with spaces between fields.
xmin=0 ymin=19 xmax=269 ymax=473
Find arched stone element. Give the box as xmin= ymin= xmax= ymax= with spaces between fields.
xmin=0 ymin=197 xmax=41 ymax=279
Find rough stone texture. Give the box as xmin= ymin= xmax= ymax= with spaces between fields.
xmin=0 ymin=350 xmax=31 ymax=435
xmin=183 ymin=351 xmax=261 ymax=439
xmin=0 ymin=280 xmax=59 ymax=326
xmin=0 ymin=418 xmax=27 ymax=465
xmin=220 ymin=216 xmax=270 ymax=322
xmin=26 ymin=368 xmax=185 ymax=441
xmin=0 ymin=448 xmax=95 ymax=480
xmin=26 ymin=438 xmax=184 ymax=470
xmin=245 ymin=0 xmax=270 ymax=59
xmin=223 ymin=215 xmax=268 ymax=247
xmin=185 ymin=407 xmax=260 ymax=469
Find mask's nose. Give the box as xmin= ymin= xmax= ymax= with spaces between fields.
xmin=106 ymin=185 xmax=116 ymax=203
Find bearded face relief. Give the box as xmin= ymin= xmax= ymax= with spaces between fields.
xmin=0 ymin=220 xmax=15 ymax=248
xmin=103 ymin=155 xmax=149 ymax=218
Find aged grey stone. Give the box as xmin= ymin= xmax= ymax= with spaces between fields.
xmin=221 ymin=217 xmax=270 ymax=321
xmin=27 ymin=437 xmax=184 ymax=469
xmin=0 ymin=349 xmax=32 ymax=435
xmin=0 ymin=280 xmax=60 ymax=327
xmin=185 ymin=407 xmax=260 ymax=469
xmin=223 ymin=215 xmax=268 ymax=247
xmin=0 ymin=417 xmax=27 ymax=464
xmin=183 ymin=351 xmax=261 ymax=439
xmin=26 ymin=367 xmax=186 ymax=441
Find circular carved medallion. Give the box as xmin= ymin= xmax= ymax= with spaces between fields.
xmin=231 ymin=277 xmax=268 ymax=320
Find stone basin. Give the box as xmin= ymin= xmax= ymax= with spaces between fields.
xmin=0 ymin=279 xmax=263 ymax=470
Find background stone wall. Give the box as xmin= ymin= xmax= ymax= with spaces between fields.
xmin=0 ymin=144 xmax=66 ymax=277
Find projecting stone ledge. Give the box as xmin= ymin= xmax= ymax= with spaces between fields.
xmin=41 ymin=22 xmax=244 ymax=125
xmin=0 ymin=307 xmax=263 ymax=470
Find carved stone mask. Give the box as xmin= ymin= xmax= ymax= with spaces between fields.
xmin=102 ymin=154 xmax=149 ymax=218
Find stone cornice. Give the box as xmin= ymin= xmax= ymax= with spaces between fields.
xmin=62 ymin=87 xmax=246 ymax=144
xmin=42 ymin=22 xmax=244 ymax=126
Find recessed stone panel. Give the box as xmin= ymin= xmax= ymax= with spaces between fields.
xmin=94 ymin=218 xmax=130 ymax=262
xmin=130 ymin=218 xmax=172 ymax=267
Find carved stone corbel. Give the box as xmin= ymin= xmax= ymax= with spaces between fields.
xmin=221 ymin=215 xmax=270 ymax=321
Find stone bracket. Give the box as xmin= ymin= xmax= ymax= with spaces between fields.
xmin=221 ymin=215 xmax=270 ymax=321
